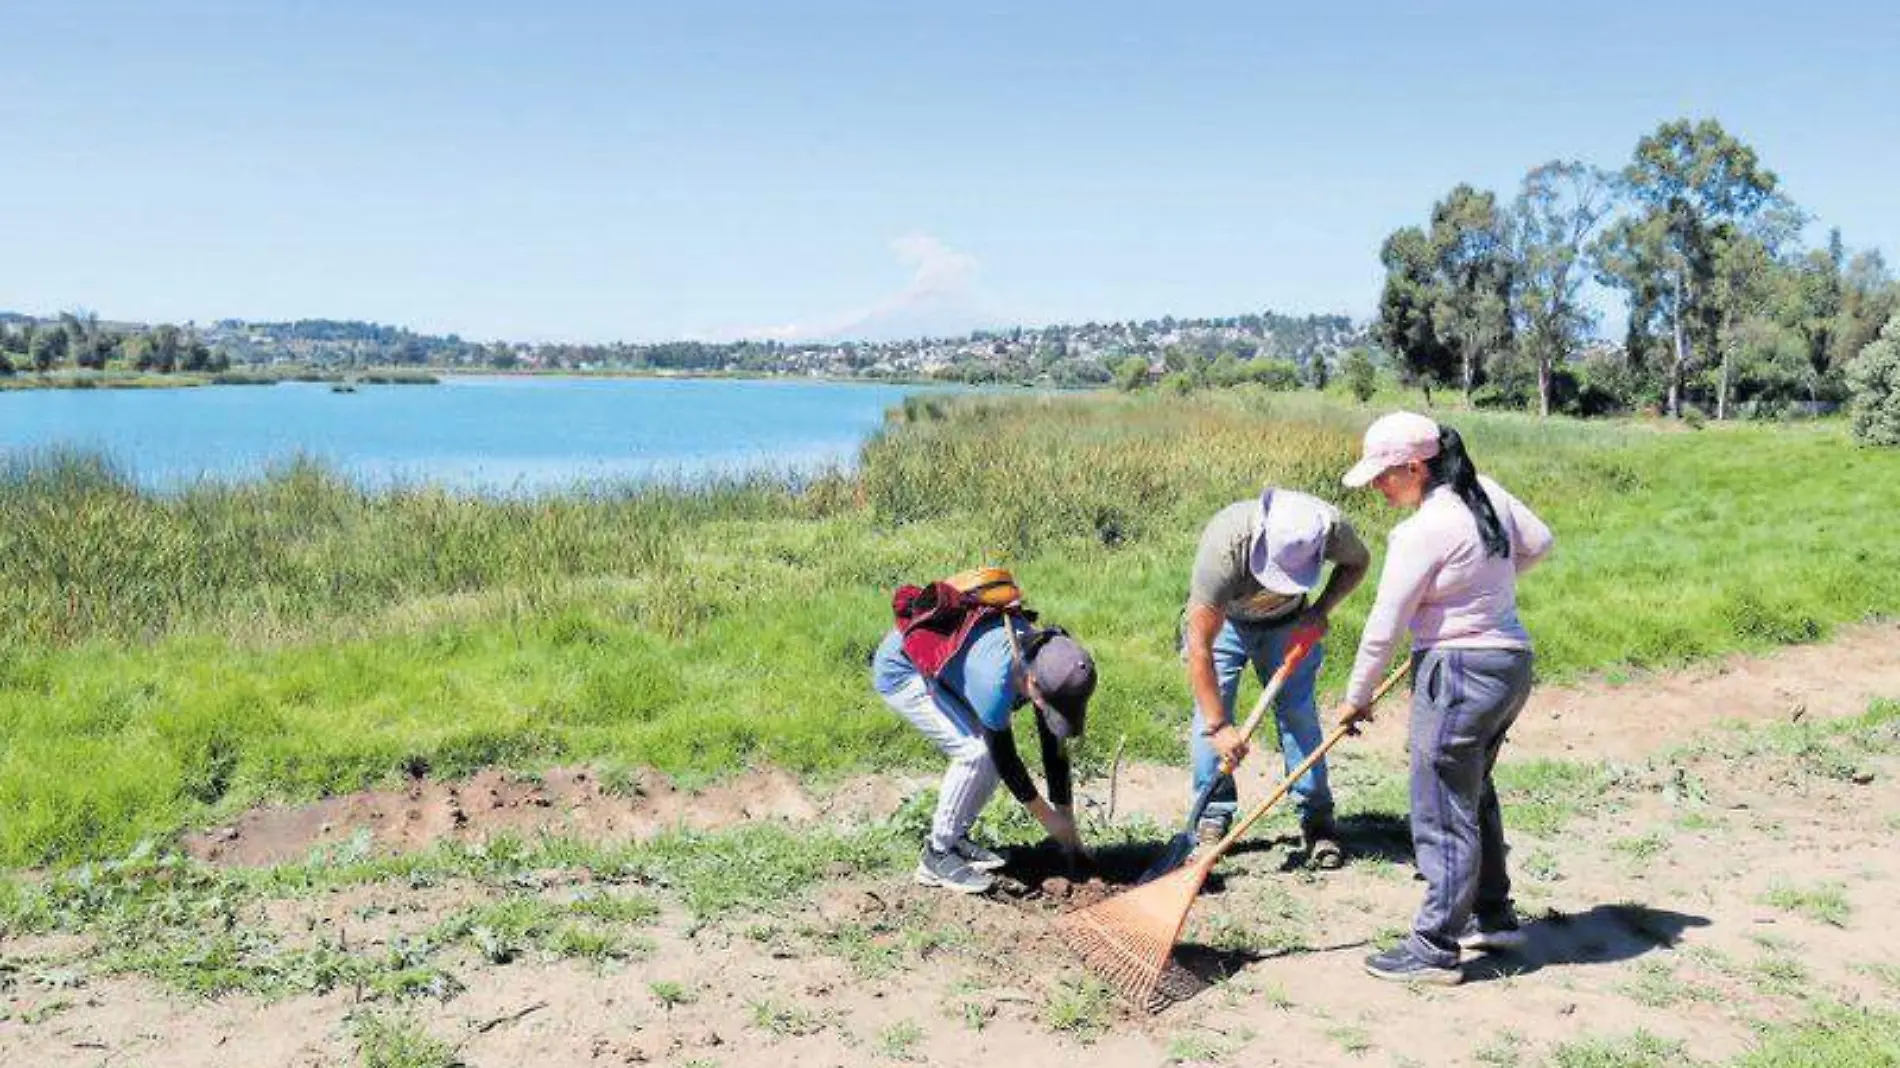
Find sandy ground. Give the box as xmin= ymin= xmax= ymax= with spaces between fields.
xmin=4 ymin=621 xmax=1898 ymax=1068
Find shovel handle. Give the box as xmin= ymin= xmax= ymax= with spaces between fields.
xmin=1217 ymin=626 xmax=1320 ymax=775
xmin=1180 ymin=628 xmax=1319 ymax=832
xmin=1202 ymin=659 xmax=1411 ymax=864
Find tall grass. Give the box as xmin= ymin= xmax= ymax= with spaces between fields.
xmin=0 ymin=448 xmax=856 ymax=646
xmin=3 ymin=390 xmax=1898 ymax=868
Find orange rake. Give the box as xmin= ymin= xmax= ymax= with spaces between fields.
xmin=1055 ymin=661 xmax=1411 ymax=1011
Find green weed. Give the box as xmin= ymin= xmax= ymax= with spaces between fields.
xmin=565 ymin=890 xmax=659 ymax=925
xmin=1731 ymin=1005 xmax=1900 ymax=1067
xmin=1617 ymin=959 xmax=1716 ymax=1008
xmin=649 ymin=979 xmax=696 ymax=1008
xmin=1043 ymin=974 xmax=1115 ymax=1042
xmin=1761 ymin=882 xmax=1853 ymax=927
xmin=1612 ymin=831 xmax=1670 ymax=863
xmin=1545 ymin=1030 xmax=1687 ymax=1068
xmin=1521 ymin=848 xmax=1564 ymax=882
xmin=1857 ymin=963 xmax=1900 ymax=993
xmin=1496 ymin=760 xmax=1612 ymax=838
xmin=1750 ymin=953 xmax=1814 ymax=999
xmin=1474 ymin=1031 xmax=1526 ymax=1068
xmin=1328 ymin=1023 xmax=1374 ymax=1055
xmin=548 ymin=924 xmax=645 ymax=963
xmin=749 ymin=997 xmax=824 ymax=1037
xmin=1165 ymin=1030 xmax=1232 ymax=1063
xmin=877 ymin=1019 xmax=925 ymax=1061
xmin=14 ymin=998 xmax=74 ymax=1025
xmin=352 ymin=1011 xmax=461 ymax=1068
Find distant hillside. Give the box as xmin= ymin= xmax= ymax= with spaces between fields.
xmin=0 ymin=311 xmax=1370 ymax=386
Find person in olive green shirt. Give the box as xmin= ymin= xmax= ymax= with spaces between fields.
xmin=1183 ymin=487 xmax=1370 ymax=866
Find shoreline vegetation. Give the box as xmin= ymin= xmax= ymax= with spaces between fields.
xmin=0 ymin=366 xmax=998 ymax=392
xmin=0 ymin=368 xmax=443 ymax=391
xmin=1 ymin=388 xmax=1896 ymax=870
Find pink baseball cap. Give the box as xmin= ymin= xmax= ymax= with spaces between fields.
xmin=1342 ymin=411 xmax=1442 ymax=488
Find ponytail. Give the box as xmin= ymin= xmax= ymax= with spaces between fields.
xmin=1426 ymin=426 xmax=1510 ymax=559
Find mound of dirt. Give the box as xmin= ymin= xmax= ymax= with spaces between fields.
xmin=1034 ymin=875 xmax=1116 ymax=908
xmin=183 ymin=765 xmax=910 ymax=867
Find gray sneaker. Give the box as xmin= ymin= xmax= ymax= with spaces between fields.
xmin=915 ymin=846 xmax=995 ymax=895
xmin=1458 ymin=906 xmax=1527 ymax=953
xmin=1366 ymin=943 xmax=1463 ymax=986
xmin=951 ymin=836 xmax=1007 ymax=872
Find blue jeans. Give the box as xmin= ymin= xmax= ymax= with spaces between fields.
xmin=1188 ymin=618 xmax=1332 ymax=825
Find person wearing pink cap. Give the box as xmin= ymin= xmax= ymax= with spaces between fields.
xmin=1335 ymin=411 xmax=1554 ymax=985
xmin=1183 ymin=486 xmax=1370 ymax=866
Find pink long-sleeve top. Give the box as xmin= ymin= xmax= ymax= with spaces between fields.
xmin=1345 ymin=475 xmax=1554 ymax=708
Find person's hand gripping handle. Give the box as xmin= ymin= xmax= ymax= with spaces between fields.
xmin=1211 ymin=626 xmax=1321 ymax=773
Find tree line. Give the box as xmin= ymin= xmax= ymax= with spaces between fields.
xmin=0 ymin=314 xmax=226 ymax=375
xmin=1377 ymin=118 xmax=1898 ymax=419
xmin=0 ymin=308 xmax=1366 ymax=388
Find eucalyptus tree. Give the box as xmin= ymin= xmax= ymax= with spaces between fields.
xmin=1510 ymin=161 xmax=1613 ymax=415
xmin=1376 ymin=185 xmax=1515 ymax=404
xmin=1597 ymin=118 xmax=1781 ymax=417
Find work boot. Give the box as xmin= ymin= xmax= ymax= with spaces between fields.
xmin=1195 ymin=815 xmax=1229 ymax=851
xmin=1458 ymin=904 xmax=1528 ymax=953
xmin=951 ymin=835 xmax=1008 ymax=873
xmin=1302 ymin=812 xmax=1344 ymax=869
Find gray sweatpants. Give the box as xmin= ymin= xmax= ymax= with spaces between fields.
xmin=1406 ymin=646 xmax=1534 ymax=967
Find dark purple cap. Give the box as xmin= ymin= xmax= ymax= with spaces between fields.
xmin=1028 ymin=633 xmax=1096 ymax=739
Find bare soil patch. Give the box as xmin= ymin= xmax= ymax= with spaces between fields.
xmin=183 ymin=765 xmax=914 ymax=867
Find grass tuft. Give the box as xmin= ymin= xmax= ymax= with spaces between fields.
xmin=1761 ymin=882 xmax=1853 ymax=928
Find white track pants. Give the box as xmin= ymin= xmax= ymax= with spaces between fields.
xmin=878 ymin=675 xmax=1000 ymax=853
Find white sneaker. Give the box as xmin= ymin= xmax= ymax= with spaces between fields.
xmin=1457 ymin=908 xmax=1528 ymax=953
xmin=951 ymin=836 xmax=1007 ymax=872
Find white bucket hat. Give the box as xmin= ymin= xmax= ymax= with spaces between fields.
xmin=1343 ymin=411 xmax=1442 ymax=488
xmin=1248 ymin=489 xmax=1332 ymax=596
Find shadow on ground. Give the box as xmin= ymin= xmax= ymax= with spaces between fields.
xmin=1335 ymin=811 xmax=1416 ymax=864
xmin=1463 ymin=903 xmax=1712 ymax=983
xmin=997 ymin=809 xmax=1419 ymax=894
xmin=1125 ymin=902 xmax=1707 ymax=1008
xmin=998 ymin=840 xmax=1165 ymax=888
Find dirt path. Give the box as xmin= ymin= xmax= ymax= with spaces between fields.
xmin=5 ymin=622 xmax=1898 ymax=1068
xmin=1503 ymin=619 xmax=1900 ymax=762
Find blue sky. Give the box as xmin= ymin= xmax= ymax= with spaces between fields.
xmin=3 ymin=1 xmax=1895 ymax=342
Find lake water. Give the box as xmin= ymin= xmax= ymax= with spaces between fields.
xmin=0 ymin=375 xmax=952 ymax=493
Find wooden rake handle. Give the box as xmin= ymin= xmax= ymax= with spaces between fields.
xmin=1201 ymin=660 xmax=1411 ymax=865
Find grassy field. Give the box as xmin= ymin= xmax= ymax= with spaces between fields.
xmin=2 ymin=389 xmax=1899 ymax=868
